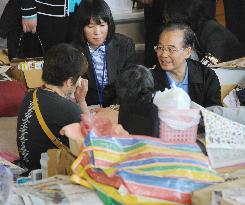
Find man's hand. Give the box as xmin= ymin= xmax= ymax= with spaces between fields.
xmin=22 ymin=18 xmax=37 ymax=33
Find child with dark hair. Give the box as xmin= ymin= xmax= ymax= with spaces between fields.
xmin=72 ymin=0 xmax=136 ymax=107
xmin=116 ymin=65 xmax=159 ymax=138
xmin=117 ymin=65 xmax=155 ymax=103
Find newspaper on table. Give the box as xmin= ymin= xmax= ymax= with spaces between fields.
xmin=212 ymin=188 xmax=245 ymax=205
xmin=7 ymin=175 xmax=103 ymax=205
xmin=0 ymin=156 xmax=25 ymax=177
xmin=0 ymin=65 xmax=11 ymax=81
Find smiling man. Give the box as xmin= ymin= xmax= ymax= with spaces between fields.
xmin=151 ymin=23 xmax=221 ymax=107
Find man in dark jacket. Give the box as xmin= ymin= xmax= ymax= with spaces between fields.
xmin=152 ymin=23 xmax=221 ymax=107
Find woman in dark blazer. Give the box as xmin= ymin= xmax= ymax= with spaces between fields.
xmin=72 ymin=0 xmax=136 ymax=107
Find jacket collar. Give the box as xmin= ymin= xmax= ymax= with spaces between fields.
xmin=187 ymin=59 xmax=203 ymax=84
xmin=84 ymin=37 xmax=119 ymax=85
xmin=106 ymin=38 xmax=119 ymax=83
xmin=154 ymin=63 xmax=170 ymax=91
xmin=154 ymin=59 xmax=203 ymax=89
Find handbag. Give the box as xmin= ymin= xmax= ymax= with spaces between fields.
xmin=32 ymin=89 xmax=76 ymax=175
xmin=6 ymin=33 xmax=44 ymax=88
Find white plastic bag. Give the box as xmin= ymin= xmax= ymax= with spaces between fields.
xmin=153 ymin=87 xmax=200 ymax=130
xmin=0 ymin=165 xmax=13 ymax=205
xmin=153 ymin=87 xmax=191 ymax=110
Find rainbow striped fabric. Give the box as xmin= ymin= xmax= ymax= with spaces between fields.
xmin=71 ymin=132 xmax=223 ymax=205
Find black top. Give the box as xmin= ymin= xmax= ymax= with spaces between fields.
xmin=72 ymin=33 xmax=136 ymax=107
xmin=21 ymin=0 xmax=68 ymax=17
xmin=17 ymin=88 xmax=82 ymax=171
xmin=197 ymin=20 xmax=244 ymax=62
xmin=151 ymin=59 xmax=222 ymax=107
xmin=118 ymin=101 xmax=159 ymax=138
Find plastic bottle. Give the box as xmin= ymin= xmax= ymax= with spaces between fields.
xmin=40 ymin=152 xmax=49 ymax=179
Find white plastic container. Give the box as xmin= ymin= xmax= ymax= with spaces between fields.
xmin=40 ymin=152 xmax=49 ymax=179
xmin=104 ymin=0 xmax=133 ymax=14
xmin=0 ymin=165 xmax=13 ymax=205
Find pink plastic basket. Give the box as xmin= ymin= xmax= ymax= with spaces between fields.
xmin=158 ymin=109 xmax=200 ymax=144
xmin=159 ymin=121 xmax=198 ymax=144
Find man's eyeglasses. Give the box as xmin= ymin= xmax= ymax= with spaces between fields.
xmin=154 ymin=45 xmax=184 ymax=55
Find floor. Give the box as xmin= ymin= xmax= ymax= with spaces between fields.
xmin=0 ymin=117 xmax=19 ymax=156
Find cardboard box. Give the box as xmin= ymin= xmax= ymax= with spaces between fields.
xmin=7 ymin=58 xmax=43 ymax=89
xmin=23 ymin=69 xmax=43 ymax=88
xmin=213 ymin=67 xmax=245 ymax=101
xmin=47 ymin=149 xmax=75 ymax=177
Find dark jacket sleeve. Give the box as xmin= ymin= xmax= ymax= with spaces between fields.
xmin=21 ymin=0 xmax=37 ymax=18
xmin=122 ymin=35 xmax=136 ymax=71
xmin=203 ymin=68 xmax=222 ymax=107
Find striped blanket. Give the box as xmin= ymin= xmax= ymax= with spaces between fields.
xmin=71 ymin=132 xmax=223 ymax=205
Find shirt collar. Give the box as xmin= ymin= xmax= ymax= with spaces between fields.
xmin=166 ymin=63 xmax=189 ymax=85
xmin=88 ymin=43 xmax=105 ymax=54
xmin=182 ymin=64 xmax=189 ymax=85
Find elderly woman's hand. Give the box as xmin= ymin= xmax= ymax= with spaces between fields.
xmin=75 ymin=78 xmax=90 ymax=114
xmin=60 ymin=123 xmax=85 ymax=156
xmin=74 ymin=78 xmax=88 ymax=103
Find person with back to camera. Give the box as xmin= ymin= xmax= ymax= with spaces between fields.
xmin=162 ymin=0 xmax=244 ymax=64
xmin=72 ymin=0 xmax=136 ymax=107
xmin=16 ymin=43 xmax=90 ymax=171
xmin=151 ymin=23 xmax=222 ymax=108
xmin=116 ymin=65 xmax=159 ymax=138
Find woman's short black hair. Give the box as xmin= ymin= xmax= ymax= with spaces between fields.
xmin=116 ymin=65 xmax=155 ymax=103
xmin=159 ymin=23 xmax=196 ymax=49
xmin=162 ymin=0 xmax=209 ymax=33
xmin=75 ymin=0 xmax=115 ymax=45
xmin=42 ymin=43 xmax=88 ymax=86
